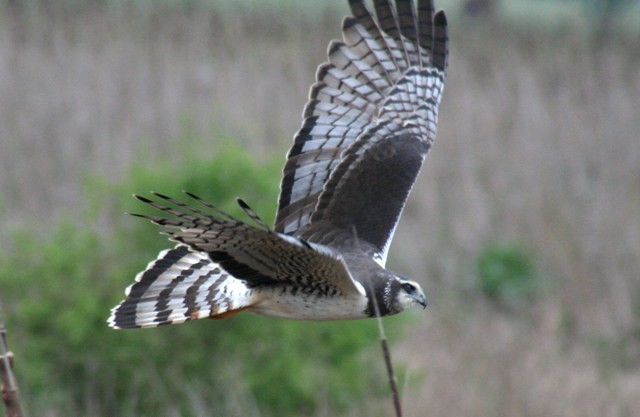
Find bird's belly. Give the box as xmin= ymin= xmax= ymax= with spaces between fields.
xmin=248 ymin=291 xmax=368 ymax=321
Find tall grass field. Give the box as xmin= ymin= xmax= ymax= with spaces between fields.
xmin=1 ymin=1 xmax=639 ymax=416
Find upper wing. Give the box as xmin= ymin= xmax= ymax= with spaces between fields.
xmin=275 ymin=0 xmax=449 ymax=251
xmin=132 ymin=193 xmax=365 ymax=297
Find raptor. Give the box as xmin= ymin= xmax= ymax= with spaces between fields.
xmin=108 ymin=0 xmax=448 ymax=329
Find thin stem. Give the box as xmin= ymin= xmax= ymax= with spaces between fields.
xmin=0 ymin=315 xmax=24 ymax=417
xmin=378 ymin=319 xmax=403 ymax=417
xmin=371 ymin=289 xmax=403 ymax=417
xmin=352 ymin=226 xmax=402 ymax=417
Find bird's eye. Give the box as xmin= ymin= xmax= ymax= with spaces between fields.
xmin=401 ymin=283 xmax=416 ymax=294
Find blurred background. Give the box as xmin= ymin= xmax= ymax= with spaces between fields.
xmin=1 ymin=0 xmax=639 ymax=416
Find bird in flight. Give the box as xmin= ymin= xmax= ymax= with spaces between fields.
xmin=108 ymin=0 xmax=448 ymax=329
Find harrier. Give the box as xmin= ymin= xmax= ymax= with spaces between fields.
xmin=108 ymin=0 xmax=448 ymax=329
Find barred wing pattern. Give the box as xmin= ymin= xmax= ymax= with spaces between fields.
xmin=275 ymin=0 xmax=448 ymax=266
xmin=108 ymin=246 xmax=253 ymax=328
xmin=134 ymin=193 xmax=362 ymax=294
xmin=109 ymin=193 xmax=366 ymax=328
xmin=109 ymin=0 xmax=447 ymax=329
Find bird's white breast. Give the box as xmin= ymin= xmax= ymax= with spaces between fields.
xmin=248 ymin=287 xmax=369 ymax=321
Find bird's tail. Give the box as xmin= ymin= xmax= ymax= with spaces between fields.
xmin=108 ymin=245 xmax=253 ymax=329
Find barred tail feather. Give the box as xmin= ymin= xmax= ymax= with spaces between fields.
xmin=108 ymin=245 xmax=254 ymax=329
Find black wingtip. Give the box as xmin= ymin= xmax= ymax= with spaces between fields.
xmin=151 ymin=191 xmax=171 ymax=200
xmin=434 ymin=9 xmax=447 ymax=26
xmin=347 ymin=0 xmax=374 ymax=31
xmin=433 ymin=10 xmax=449 ymax=73
xmin=127 ymin=212 xmax=146 ymax=218
xmin=134 ymin=194 xmax=153 ymax=204
xmin=315 ymin=62 xmax=332 ymax=82
xmin=347 ymin=0 xmax=365 ymax=9
xmin=342 ymin=15 xmax=359 ymax=31
xmin=327 ymin=39 xmax=344 ymax=57
xmin=236 ymin=198 xmax=248 ymax=209
xmin=236 ymin=198 xmax=270 ymax=231
xmin=183 ymin=190 xmax=202 ymax=201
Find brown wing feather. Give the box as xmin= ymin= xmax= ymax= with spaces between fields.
xmin=133 ymin=193 xmax=363 ymax=296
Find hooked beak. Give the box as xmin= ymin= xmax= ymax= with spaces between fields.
xmin=412 ymin=293 xmax=427 ymax=309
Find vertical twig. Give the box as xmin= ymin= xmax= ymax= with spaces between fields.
xmin=353 ymin=226 xmax=402 ymax=417
xmin=368 ymin=283 xmax=402 ymax=417
xmin=0 ymin=315 xmax=24 ymax=417
xmin=374 ymin=313 xmax=403 ymax=417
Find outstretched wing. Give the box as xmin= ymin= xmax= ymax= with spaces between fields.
xmin=275 ymin=0 xmax=448 ymax=265
xmin=132 ymin=193 xmax=365 ymax=297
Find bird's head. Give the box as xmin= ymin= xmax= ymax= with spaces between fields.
xmin=377 ymin=276 xmax=427 ymax=315
xmin=393 ymin=277 xmax=427 ymax=311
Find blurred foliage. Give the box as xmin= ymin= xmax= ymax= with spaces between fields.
xmin=593 ymin=333 xmax=640 ymax=375
xmin=476 ymin=242 xmax=538 ymax=309
xmin=0 ymin=139 xmax=395 ymax=416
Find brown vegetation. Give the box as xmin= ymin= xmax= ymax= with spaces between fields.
xmin=1 ymin=329 xmax=23 ymax=417
xmin=1 ymin=1 xmax=638 ymax=416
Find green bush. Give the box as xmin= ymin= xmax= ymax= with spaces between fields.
xmin=0 ymin=140 xmax=394 ymax=416
xmin=476 ymin=242 xmax=538 ymax=309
